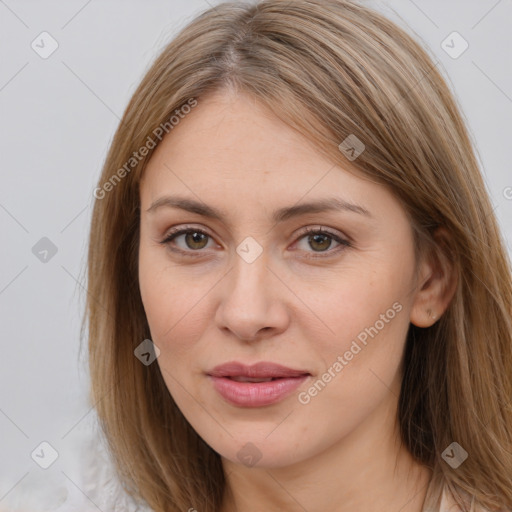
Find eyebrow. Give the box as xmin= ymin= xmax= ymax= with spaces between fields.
xmin=146 ymin=195 xmax=372 ymax=222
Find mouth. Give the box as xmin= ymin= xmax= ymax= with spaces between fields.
xmin=206 ymin=361 xmax=311 ymax=407
xmin=226 ymin=376 xmax=292 ymax=382
xmin=207 ymin=361 xmax=311 ymax=380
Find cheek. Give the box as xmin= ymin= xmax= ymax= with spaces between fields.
xmin=306 ymin=268 xmax=407 ymax=354
xmin=293 ymin=286 xmax=409 ymax=452
xmin=310 ymin=297 xmax=408 ymax=404
xmin=139 ymin=245 xmax=199 ymax=337
xmin=138 ymin=257 xmax=210 ymax=405
xmin=296 ymin=252 xmax=413 ymax=407
xmin=138 ymin=245 xmax=222 ymax=378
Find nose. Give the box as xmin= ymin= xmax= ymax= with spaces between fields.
xmin=214 ymin=251 xmax=290 ymax=342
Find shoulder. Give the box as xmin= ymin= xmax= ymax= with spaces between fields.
xmin=0 ymin=417 xmax=154 ymax=512
xmin=444 ymin=486 xmax=511 ymax=512
xmin=62 ymin=420 xmax=154 ymax=512
xmin=73 ymin=434 xmax=153 ymax=511
xmin=423 ymin=476 xmax=511 ymax=512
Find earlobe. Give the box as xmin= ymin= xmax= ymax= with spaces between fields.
xmin=409 ymin=227 xmax=458 ymax=328
xmin=426 ymin=309 xmax=437 ymax=321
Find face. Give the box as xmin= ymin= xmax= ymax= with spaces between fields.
xmin=138 ymin=89 xmax=421 ymax=469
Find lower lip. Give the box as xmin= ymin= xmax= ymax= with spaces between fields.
xmin=208 ymin=375 xmax=309 ymax=407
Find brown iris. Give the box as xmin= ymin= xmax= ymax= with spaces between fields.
xmin=185 ymin=231 xmax=209 ymax=250
xmin=308 ymin=233 xmax=332 ymax=252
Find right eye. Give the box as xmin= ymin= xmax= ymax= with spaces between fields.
xmin=160 ymin=226 xmax=217 ymax=255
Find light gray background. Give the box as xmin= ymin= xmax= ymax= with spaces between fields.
xmin=1 ymin=0 xmax=511 ymax=505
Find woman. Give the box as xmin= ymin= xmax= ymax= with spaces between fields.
xmin=84 ymin=0 xmax=512 ymax=511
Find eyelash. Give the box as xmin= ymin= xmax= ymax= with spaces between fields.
xmin=159 ymin=225 xmax=351 ymax=259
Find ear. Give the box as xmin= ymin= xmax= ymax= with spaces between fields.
xmin=410 ymin=227 xmax=458 ymax=328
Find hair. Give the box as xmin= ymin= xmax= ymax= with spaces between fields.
xmin=83 ymin=0 xmax=512 ymax=510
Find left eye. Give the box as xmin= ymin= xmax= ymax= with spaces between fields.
xmin=294 ymin=228 xmax=350 ymax=256
xmin=160 ymin=226 xmax=350 ymax=257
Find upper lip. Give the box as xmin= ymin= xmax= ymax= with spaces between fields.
xmin=207 ymin=361 xmax=311 ymax=378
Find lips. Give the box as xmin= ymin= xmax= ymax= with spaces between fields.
xmin=207 ymin=361 xmax=311 ymax=379
xmin=207 ymin=361 xmax=311 ymax=407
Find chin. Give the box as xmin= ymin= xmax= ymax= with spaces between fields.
xmin=210 ymin=434 xmax=311 ymax=470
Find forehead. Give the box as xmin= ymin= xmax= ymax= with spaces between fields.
xmin=140 ymin=90 xmax=401 ymax=225
xmin=143 ymin=90 xmax=334 ymax=181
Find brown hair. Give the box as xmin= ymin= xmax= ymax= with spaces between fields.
xmin=84 ymin=0 xmax=512 ymax=510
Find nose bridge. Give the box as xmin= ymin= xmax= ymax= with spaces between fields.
xmin=229 ymin=242 xmax=272 ymax=302
xmin=215 ymin=239 xmax=288 ymax=340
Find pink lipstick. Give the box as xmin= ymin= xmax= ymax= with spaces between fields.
xmin=207 ymin=361 xmax=310 ymax=407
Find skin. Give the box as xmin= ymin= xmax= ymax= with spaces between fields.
xmin=138 ymin=89 xmax=456 ymax=512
